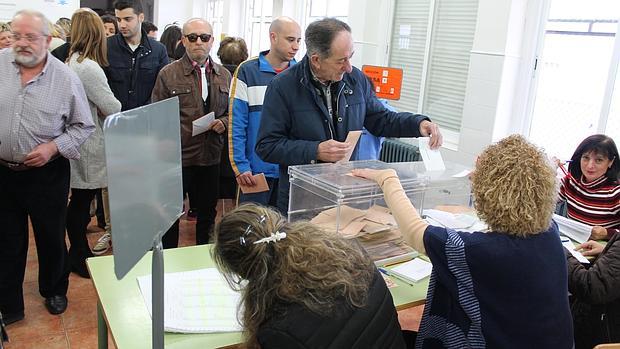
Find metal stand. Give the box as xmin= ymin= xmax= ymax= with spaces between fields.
xmin=152 ymin=238 xmax=164 ymax=349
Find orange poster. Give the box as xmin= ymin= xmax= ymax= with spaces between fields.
xmin=362 ymin=65 xmax=403 ymax=100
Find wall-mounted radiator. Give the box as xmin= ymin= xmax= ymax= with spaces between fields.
xmin=379 ymin=139 xmax=421 ymax=163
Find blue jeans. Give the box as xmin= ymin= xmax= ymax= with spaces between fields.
xmin=238 ymin=177 xmax=279 ymax=208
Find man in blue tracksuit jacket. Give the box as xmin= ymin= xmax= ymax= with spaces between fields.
xmin=256 ymin=18 xmax=443 ymax=215
xmin=229 ymin=17 xmax=301 ymax=207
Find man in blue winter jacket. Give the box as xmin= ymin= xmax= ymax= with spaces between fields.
xmin=256 ymin=17 xmax=443 ymax=215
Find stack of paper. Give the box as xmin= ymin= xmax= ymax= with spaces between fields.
xmin=137 ymin=268 xmax=242 ymax=333
xmin=423 ymin=209 xmax=486 ymax=232
xmin=389 ymin=258 xmax=433 ymax=283
xmin=553 ymin=214 xmax=591 ymax=244
xmin=561 ymin=239 xmax=590 ymax=264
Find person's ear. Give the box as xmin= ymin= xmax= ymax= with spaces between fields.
xmin=138 ymin=13 xmax=144 ymax=23
xmin=310 ymin=53 xmax=321 ymax=68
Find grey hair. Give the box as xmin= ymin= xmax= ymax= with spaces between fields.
xmin=305 ymin=17 xmax=351 ymax=59
xmin=13 ymin=10 xmax=50 ymax=35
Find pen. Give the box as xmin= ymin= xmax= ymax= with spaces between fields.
xmin=378 ymin=267 xmax=415 ymax=286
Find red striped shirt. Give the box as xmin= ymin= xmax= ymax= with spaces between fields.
xmin=559 ymin=175 xmax=620 ymax=238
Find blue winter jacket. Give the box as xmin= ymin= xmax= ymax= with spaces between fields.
xmin=104 ymin=31 xmax=169 ymax=111
xmin=256 ymin=56 xmax=430 ymax=213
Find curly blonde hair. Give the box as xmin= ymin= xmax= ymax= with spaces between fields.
xmin=471 ymin=134 xmax=557 ymax=237
xmin=212 ymin=203 xmax=375 ymax=348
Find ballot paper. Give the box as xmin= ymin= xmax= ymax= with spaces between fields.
xmin=418 ymin=137 xmax=445 ymax=171
xmin=451 ymin=169 xmax=471 ymax=178
xmin=192 ymin=112 xmax=215 ymax=136
xmin=562 ymin=240 xmax=590 ymax=264
xmin=137 ymin=268 xmax=242 ymax=333
xmin=553 ymin=214 xmax=591 ymax=244
xmin=337 ymin=130 xmax=362 ymax=163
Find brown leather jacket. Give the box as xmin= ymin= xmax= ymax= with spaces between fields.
xmin=152 ymin=54 xmax=231 ymax=167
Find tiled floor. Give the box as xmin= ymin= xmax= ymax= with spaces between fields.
xmin=3 ymin=199 xmax=423 ymax=348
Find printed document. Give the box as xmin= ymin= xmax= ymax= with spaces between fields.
xmin=137 ymin=268 xmax=242 ymax=333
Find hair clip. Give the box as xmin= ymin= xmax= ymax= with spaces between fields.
xmin=253 ymin=230 xmax=287 ymax=245
xmin=239 ymin=214 xmax=267 ymax=246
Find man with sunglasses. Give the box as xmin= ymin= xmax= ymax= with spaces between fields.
xmin=152 ymin=18 xmax=232 ymax=248
xmin=0 ymin=10 xmax=93 ymax=324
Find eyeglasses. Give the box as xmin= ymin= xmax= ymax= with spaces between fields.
xmin=11 ymin=33 xmax=46 ymax=43
xmin=185 ymin=33 xmax=212 ymax=43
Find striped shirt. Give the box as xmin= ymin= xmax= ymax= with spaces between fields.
xmin=0 ymin=49 xmax=94 ymax=162
xmin=559 ymin=174 xmax=620 ymax=238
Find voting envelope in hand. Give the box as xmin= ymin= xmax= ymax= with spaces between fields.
xmin=337 ymin=130 xmax=363 ymax=163
xmin=239 ymin=173 xmax=270 ymax=194
xmin=192 ymin=112 xmax=215 ymax=136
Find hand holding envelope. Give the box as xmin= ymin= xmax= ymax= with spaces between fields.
xmin=192 ymin=112 xmax=216 ymax=136
xmin=238 ymin=173 xmax=270 ymax=194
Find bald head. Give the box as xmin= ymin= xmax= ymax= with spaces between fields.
xmin=269 ymin=16 xmax=298 ymax=34
xmin=182 ymin=18 xmax=212 ymax=35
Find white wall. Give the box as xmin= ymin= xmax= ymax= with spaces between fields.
xmin=0 ymin=0 xmax=79 ymax=23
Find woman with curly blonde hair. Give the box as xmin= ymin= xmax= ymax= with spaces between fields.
xmin=0 ymin=22 xmax=12 ymax=49
xmin=354 ymin=134 xmax=573 ymax=348
xmin=212 ymin=203 xmax=406 ymax=349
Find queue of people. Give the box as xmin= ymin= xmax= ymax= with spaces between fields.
xmin=0 ymin=1 xmax=618 ymax=348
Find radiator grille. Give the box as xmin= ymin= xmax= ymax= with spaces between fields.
xmin=379 ymin=139 xmax=421 ymax=163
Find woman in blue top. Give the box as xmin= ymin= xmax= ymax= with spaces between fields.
xmin=354 ymin=135 xmax=573 ymax=348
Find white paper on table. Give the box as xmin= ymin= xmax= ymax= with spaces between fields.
xmin=562 ymin=240 xmax=590 ymax=264
xmin=418 ymin=137 xmax=445 ymax=171
xmin=553 ymin=214 xmax=591 ymax=244
xmin=390 ymin=258 xmax=433 ymax=282
xmin=192 ymin=112 xmax=215 ymax=136
xmin=137 ymin=268 xmax=242 ymax=333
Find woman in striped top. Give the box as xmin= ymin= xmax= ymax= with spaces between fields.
xmin=559 ymin=134 xmax=620 ymax=240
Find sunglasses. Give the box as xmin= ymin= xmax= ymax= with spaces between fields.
xmin=185 ymin=33 xmax=212 ymax=43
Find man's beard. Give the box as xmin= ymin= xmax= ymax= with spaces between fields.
xmin=14 ymin=48 xmax=41 ymax=67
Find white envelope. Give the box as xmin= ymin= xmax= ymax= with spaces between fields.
xmin=192 ymin=112 xmax=215 ymax=136
xmin=418 ymin=137 xmax=445 ymax=171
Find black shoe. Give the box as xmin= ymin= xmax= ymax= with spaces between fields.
xmin=2 ymin=311 xmax=24 ymax=325
xmin=44 ymin=295 xmax=68 ymax=315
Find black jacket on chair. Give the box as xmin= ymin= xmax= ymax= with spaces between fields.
xmin=257 ymin=269 xmax=406 ymax=349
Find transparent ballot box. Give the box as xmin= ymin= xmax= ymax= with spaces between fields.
xmin=287 ymin=160 xmax=472 ymax=264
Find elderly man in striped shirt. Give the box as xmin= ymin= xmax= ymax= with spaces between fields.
xmin=0 ymin=10 xmax=94 ymax=324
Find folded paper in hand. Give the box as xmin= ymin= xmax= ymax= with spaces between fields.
xmin=562 ymin=240 xmax=590 ymax=264
xmin=192 ymin=112 xmax=215 ymax=136
xmin=418 ymin=137 xmax=445 ymax=171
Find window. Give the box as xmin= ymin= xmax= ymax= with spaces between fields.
xmin=205 ymin=0 xmax=224 ymax=60
xmin=388 ymin=0 xmax=479 ymax=136
xmin=305 ymin=0 xmax=349 ymax=25
xmin=246 ymin=0 xmax=273 ymax=57
xmin=526 ymin=1 xmax=620 ymax=159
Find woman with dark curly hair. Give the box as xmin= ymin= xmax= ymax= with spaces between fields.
xmin=557 ymin=134 xmax=619 ymax=240
xmin=354 ymin=134 xmax=573 ymax=348
xmin=212 ymin=203 xmax=406 ymax=349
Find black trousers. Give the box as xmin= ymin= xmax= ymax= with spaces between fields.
xmin=0 ymin=158 xmax=70 ymax=315
xmin=162 ymin=164 xmax=219 ymax=248
xmin=66 ymin=188 xmax=97 ymax=267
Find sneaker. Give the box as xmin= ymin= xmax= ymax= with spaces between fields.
xmin=92 ymin=233 xmax=111 ymax=255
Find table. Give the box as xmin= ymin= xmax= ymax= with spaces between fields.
xmin=87 ymin=244 xmax=428 ymax=349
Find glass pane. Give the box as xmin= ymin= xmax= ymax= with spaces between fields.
xmin=260 ymin=21 xmax=271 ymax=52
xmin=528 ymin=0 xmax=617 ymax=159
xmin=251 ymin=22 xmax=261 ymax=57
xmin=328 ymin=1 xmax=349 ymax=17
xmin=253 ymin=0 xmax=262 ymax=17
xmin=310 ymin=0 xmax=327 ymax=17
xmin=263 ymin=0 xmax=273 ymax=17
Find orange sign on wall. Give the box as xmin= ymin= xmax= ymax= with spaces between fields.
xmin=362 ymin=65 xmax=403 ymax=100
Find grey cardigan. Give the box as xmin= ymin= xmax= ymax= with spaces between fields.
xmin=68 ymin=53 xmax=121 ymax=189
